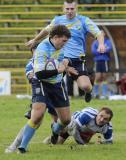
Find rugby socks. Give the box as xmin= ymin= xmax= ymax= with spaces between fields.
xmin=52 ymin=122 xmax=64 ymax=134
xmin=93 ymin=83 xmax=99 ymax=97
xmin=18 ymin=120 xmax=38 ymax=150
xmin=10 ymin=127 xmax=25 ymax=149
xmin=101 ymin=82 xmax=108 ymax=97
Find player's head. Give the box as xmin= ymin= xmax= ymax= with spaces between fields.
xmin=96 ymin=107 xmax=113 ymax=126
xmin=49 ymin=25 xmax=71 ymax=49
xmin=63 ymin=0 xmax=77 ymax=19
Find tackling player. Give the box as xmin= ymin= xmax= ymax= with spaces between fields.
xmin=57 ymin=107 xmax=113 ymax=145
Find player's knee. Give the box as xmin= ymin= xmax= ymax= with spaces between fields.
xmin=83 ymin=84 xmax=92 ymax=92
xmin=62 ymin=119 xmax=71 ymax=126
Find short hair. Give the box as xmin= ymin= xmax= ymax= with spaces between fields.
xmin=49 ymin=25 xmax=71 ymax=39
xmin=99 ymin=107 xmax=113 ymax=121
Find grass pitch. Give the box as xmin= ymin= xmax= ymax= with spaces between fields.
xmin=0 ymin=95 xmax=126 ymax=160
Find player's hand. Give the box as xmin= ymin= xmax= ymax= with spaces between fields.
xmin=25 ymin=39 xmax=36 ymax=48
xmin=63 ymin=58 xmax=69 ymax=67
xmin=97 ymin=44 xmax=106 ymax=53
xmin=57 ymin=63 xmax=66 ymax=73
xmin=66 ymin=66 xmax=78 ymax=76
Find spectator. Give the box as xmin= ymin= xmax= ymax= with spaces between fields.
xmin=91 ymin=30 xmax=112 ymax=99
xmin=116 ymin=74 xmax=126 ymax=95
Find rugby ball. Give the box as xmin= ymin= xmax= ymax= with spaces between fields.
xmin=45 ymin=59 xmax=59 ymax=71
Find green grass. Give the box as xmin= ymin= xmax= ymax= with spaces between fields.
xmin=0 ymin=96 xmax=126 ymax=160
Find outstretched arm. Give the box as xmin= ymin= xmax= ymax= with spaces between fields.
xmin=26 ymin=29 xmax=49 ymax=48
xmin=97 ymin=31 xmax=106 ymax=53
xmin=26 ymin=19 xmax=55 ymax=48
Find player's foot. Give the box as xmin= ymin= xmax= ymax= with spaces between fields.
xmin=24 ymin=110 xmax=31 ymax=119
xmin=85 ymin=92 xmax=92 ymax=102
xmin=5 ymin=146 xmax=16 ymax=153
xmin=18 ymin=147 xmax=26 ymax=154
xmin=42 ymin=136 xmax=51 ymax=144
xmin=51 ymin=132 xmax=58 ymax=144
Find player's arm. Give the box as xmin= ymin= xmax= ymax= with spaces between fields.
xmin=96 ymin=31 xmax=106 ymax=53
xmin=26 ymin=19 xmax=55 ymax=48
xmin=102 ymin=123 xmax=113 ymax=144
xmin=35 ymin=62 xmax=66 ymax=80
xmin=67 ymin=119 xmax=85 ymax=144
xmin=105 ymin=39 xmax=113 ymax=53
xmin=91 ymin=40 xmax=100 ymax=56
xmin=68 ymin=113 xmax=92 ymax=144
xmin=25 ymin=58 xmax=34 ymax=82
xmin=85 ymin=17 xmax=105 ymax=53
xmin=62 ymin=58 xmax=78 ymax=76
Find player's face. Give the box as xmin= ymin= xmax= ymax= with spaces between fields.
xmin=53 ymin=35 xmax=69 ymax=49
xmin=96 ymin=110 xmax=111 ymax=126
xmin=63 ymin=2 xmax=77 ymax=19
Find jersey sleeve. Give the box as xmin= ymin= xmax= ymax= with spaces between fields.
xmin=103 ymin=123 xmax=113 ymax=143
xmin=91 ymin=40 xmax=100 ymax=56
xmin=83 ymin=16 xmax=101 ymax=38
xmin=105 ymin=39 xmax=112 ymax=53
xmin=76 ymin=113 xmax=92 ymax=127
xmin=33 ymin=45 xmax=47 ymax=73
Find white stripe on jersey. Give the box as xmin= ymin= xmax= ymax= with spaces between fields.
xmin=73 ymin=107 xmax=98 ymax=120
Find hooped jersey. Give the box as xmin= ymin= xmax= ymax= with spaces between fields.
xmin=69 ymin=107 xmax=113 ymax=144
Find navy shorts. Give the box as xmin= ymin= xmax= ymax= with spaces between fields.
xmin=94 ymin=60 xmax=109 ymax=73
xmin=31 ymin=79 xmax=69 ymax=108
xmin=65 ymin=57 xmax=89 ymax=80
xmin=47 ymin=100 xmax=57 ymax=116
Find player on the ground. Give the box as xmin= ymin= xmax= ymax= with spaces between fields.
xmin=57 ymin=107 xmax=113 ymax=145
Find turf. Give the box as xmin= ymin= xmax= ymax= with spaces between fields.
xmin=0 ymin=95 xmax=126 ymax=160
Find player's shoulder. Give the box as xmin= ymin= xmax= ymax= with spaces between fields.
xmin=82 ymin=107 xmax=98 ymax=117
xmin=54 ymin=15 xmax=66 ymax=21
xmin=36 ymin=38 xmax=49 ymax=51
xmin=77 ymin=14 xmax=90 ymax=21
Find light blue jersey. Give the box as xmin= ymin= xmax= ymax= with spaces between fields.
xmin=46 ymin=15 xmax=101 ymax=58
xmin=34 ymin=38 xmax=63 ymax=84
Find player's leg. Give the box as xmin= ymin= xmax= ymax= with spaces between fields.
xmin=5 ymin=127 xmax=25 ymax=153
xmin=100 ymin=72 xmax=108 ymax=99
xmin=77 ymin=75 xmax=92 ymax=102
xmin=51 ymin=107 xmax=71 ymax=144
xmin=43 ymin=103 xmax=58 ymax=144
xmin=68 ymin=58 xmax=92 ymax=102
xmin=48 ymin=81 xmax=71 ymax=144
xmin=57 ymin=131 xmax=70 ymax=144
xmin=18 ymin=102 xmax=46 ymax=153
xmin=18 ymin=80 xmax=47 ymax=153
xmin=93 ymin=61 xmax=103 ymax=99
xmin=24 ymin=103 xmax=32 ymax=119
xmin=100 ymin=61 xmax=109 ymax=99
xmin=93 ymin=72 xmax=102 ymax=98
